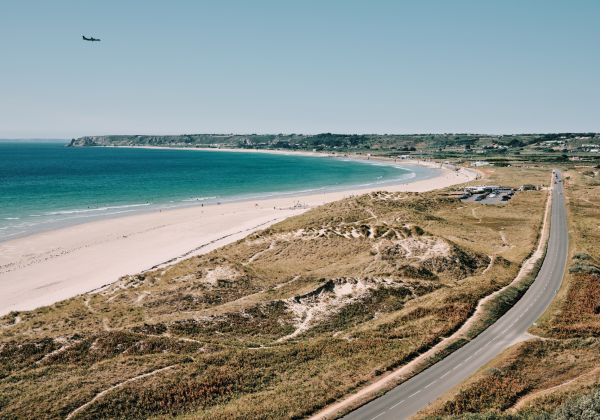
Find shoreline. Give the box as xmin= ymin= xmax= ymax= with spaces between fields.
xmin=0 ymin=152 xmax=477 ymax=316
xmin=75 ymin=143 xmax=450 ymax=169
xmin=0 ymin=146 xmax=438 ymax=243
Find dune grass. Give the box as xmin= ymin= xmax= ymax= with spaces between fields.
xmin=0 ymin=167 xmax=549 ymax=419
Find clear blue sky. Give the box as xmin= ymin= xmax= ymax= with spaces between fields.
xmin=1 ymin=0 xmax=599 ymax=138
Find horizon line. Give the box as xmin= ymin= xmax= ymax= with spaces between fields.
xmin=2 ymin=131 xmax=599 ymax=141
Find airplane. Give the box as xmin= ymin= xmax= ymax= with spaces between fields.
xmin=82 ymin=35 xmax=101 ymax=42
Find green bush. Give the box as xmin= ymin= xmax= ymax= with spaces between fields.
xmin=552 ymin=388 xmax=600 ymax=419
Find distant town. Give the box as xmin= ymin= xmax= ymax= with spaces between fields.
xmin=70 ymin=132 xmax=600 ymax=166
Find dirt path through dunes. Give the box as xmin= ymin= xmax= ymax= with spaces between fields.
xmin=471 ymin=208 xmax=482 ymax=223
xmin=481 ymin=255 xmax=496 ymax=275
xmin=509 ymin=366 xmax=600 ymax=412
xmin=246 ymin=240 xmax=276 ymax=264
xmin=65 ymin=365 xmax=177 ymax=419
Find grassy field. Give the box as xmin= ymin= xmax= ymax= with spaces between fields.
xmin=419 ymin=165 xmax=600 ymax=419
xmin=0 ymin=167 xmax=550 ymax=419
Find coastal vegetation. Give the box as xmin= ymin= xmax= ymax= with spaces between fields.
xmin=68 ymin=133 xmax=600 ymax=165
xmin=0 ymin=167 xmax=551 ymax=418
xmin=418 ymin=166 xmax=600 ymax=419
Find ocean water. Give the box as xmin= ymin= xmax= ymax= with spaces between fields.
xmin=0 ymin=141 xmax=436 ymax=241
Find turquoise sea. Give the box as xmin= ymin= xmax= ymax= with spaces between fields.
xmin=0 ymin=141 xmax=437 ymax=241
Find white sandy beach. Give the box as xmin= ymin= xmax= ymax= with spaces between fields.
xmin=0 ymin=159 xmax=477 ymax=316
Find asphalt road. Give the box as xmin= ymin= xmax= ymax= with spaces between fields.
xmin=344 ymin=172 xmax=568 ymax=420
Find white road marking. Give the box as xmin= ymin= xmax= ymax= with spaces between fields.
xmin=389 ymin=399 xmax=405 ymax=410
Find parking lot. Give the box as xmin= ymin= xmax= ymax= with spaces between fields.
xmin=460 ymin=188 xmax=514 ymax=205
